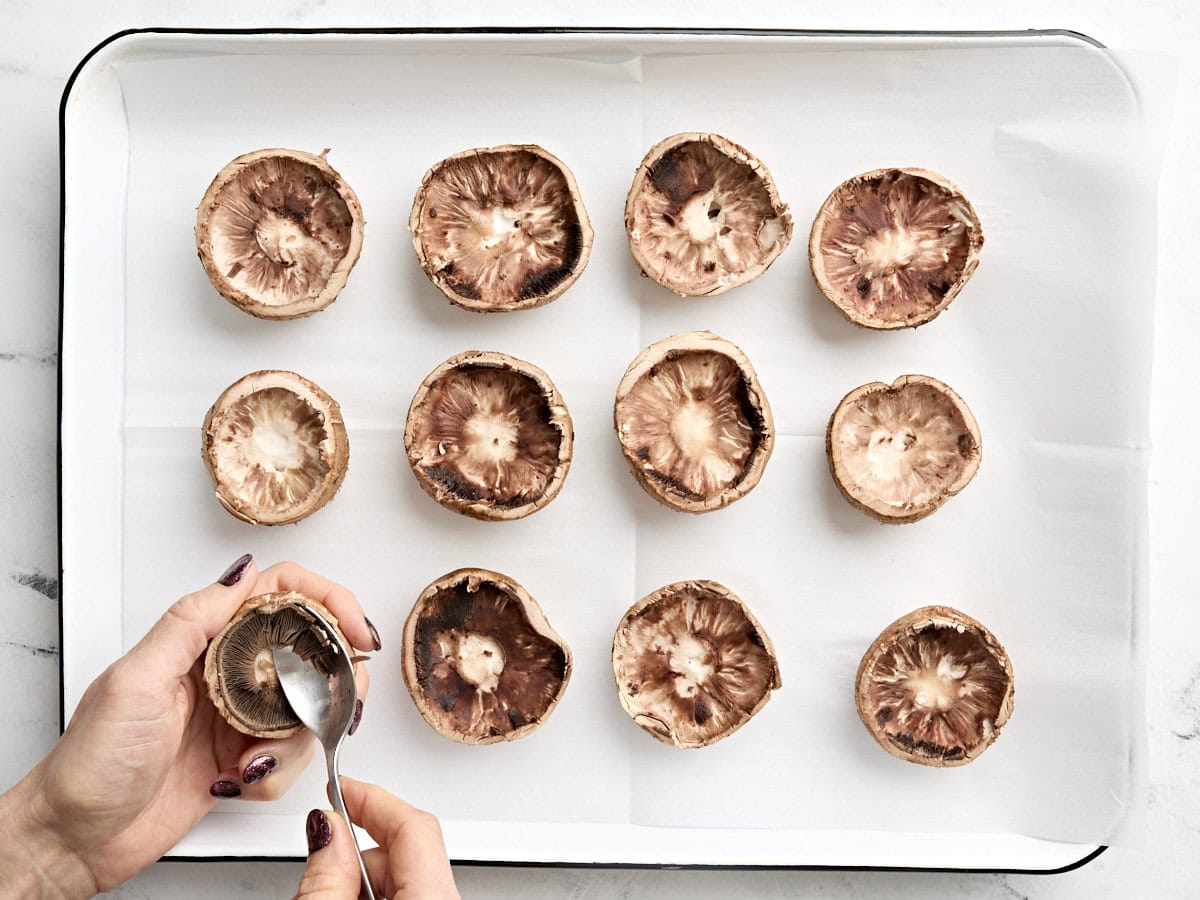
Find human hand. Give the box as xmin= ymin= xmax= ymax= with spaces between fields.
xmin=0 ymin=555 xmax=378 ymax=897
xmin=295 ymin=777 xmax=459 ymax=899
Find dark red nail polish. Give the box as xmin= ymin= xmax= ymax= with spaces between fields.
xmin=306 ymin=809 xmax=332 ymax=853
xmin=242 ymin=755 xmax=277 ymax=785
xmin=364 ymin=616 xmax=382 ymax=651
xmin=210 ymin=780 xmax=241 ymax=798
xmin=349 ymin=699 xmax=363 ymax=736
xmin=218 ymin=554 xmax=253 ymax=587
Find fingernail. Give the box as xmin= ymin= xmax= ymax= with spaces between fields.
xmin=306 ymin=809 xmax=332 ymax=853
xmin=242 ymin=754 xmax=277 ymax=785
xmin=349 ymin=699 xmax=363 ymax=736
xmin=364 ymin=616 xmax=382 ymax=651
xmin=210 ymin=780 xmax=241 ymax=798
xmin=218 ymin=553 xmax=253 ymax=587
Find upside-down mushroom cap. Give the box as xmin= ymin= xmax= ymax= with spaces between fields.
xmin=614 ymin=332 xmax=774 ymax=513
xmin=202 ymin=370 xmax=350 ymax=526
xmin=409 ymin=144 xmax=594 ymax=312
xmin=625 ymin=132 xmax=792 ymax=297
xmin=402 ymin=568 xmax=572 ymax=744
xmin=855 ymin=606 xmax=1014 ymax=767
xmin=612 ymin=580 xmax=781 ymax=748
xmin=809 ymin=167 xmax=983 ymax=329
xmin=404 ymin=351 xmax=573 ymax=521
xmin=195 ymin=148 xmax=364 ymax=319
xmin=826 ymin=375 xmax=980 ymax=524
xmin=204 ymin=591 xmax=350 ymax=739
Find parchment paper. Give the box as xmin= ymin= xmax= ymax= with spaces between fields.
xmin=110 ymin=38 xmax=1158 ymax=847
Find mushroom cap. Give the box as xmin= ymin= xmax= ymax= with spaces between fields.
xmin=202 ymin=369 xmax=350 ymax=526
xmin=195 ymin=148 xmax=365 ymax=320
xmin=808 ymin=167 xmax=983 ymax=330
xmin=612 ymin=580 xmax=781 ymax=749
xmin=855 ymin=605 xmax=1014 ymax=767
xmin=625 ymin=132 xmax=792 ymax=297
xmin=408 ymin=144 xmax=594 ymax=312
xmin=404 ymin=351 xmax=573 ymax=521
xmin=204 ymin=591 xmax=350 ymax=739
xmin=401 ymin=568 xmax=572 ymax=744
xmin=826 ymin=375 xmax=980 ymax=524
xmin=613 ymin=331 xmax=774 ymax=513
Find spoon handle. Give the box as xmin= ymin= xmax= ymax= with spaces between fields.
xmin=326 ymin=744 xmax=377 ymax=900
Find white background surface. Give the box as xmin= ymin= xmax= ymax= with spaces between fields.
xmin=2 ymin=2 xmax=1198 ymax=898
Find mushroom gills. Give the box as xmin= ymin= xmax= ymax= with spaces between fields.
xmin=811 ymin=168 xmax=982 ymax=328
xmin=405 ymin=351 xmax=574 ymax=521
xmin=213 ymin=386 xmax=332 ymax=512
xmin=614 ymin=332 xmax=774 ymax=514
xmin=866 ymin=623 xmax=1010 ymax=763
xmin=207 ymin=156 xmax=354 ymax=308
xmin=407 ymin=572 xmax=571 ymax=743
xmin=204 ymin=370 xmax=349 ymax=526
xmin=216 ymin=604 xmax=341 ymax=731
xmin=414 ymin=366 xmax=561 ymax=506
xmin=627 ymin=134 xmax=792 ymax=296
xmin=613 ymin=581 xmax=780 ymax=748
xmin=411 ymin=146 xmax=592 ymax=311
xmin=832 ymin=380 xmax=978 ymax=515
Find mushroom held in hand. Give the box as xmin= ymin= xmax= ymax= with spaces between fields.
xmin=856 ymin=606 xmax=1013 ymax=767
xmin=203 ymin=370 xmax=350 ymax=525
xmin=625 ymin=132 xmax=792 ymax=296
xmin=614 ymin=332 xmax=774 ymax=513
xmin=196 ymin=148 xmax=364 ymax=319
xmin=409 ymin=145 xmax=593 ymax=312
xmin=809 ymin=168 xmax=983 ymax=329
xmin=612 ymin=580 xmax=780 ymax=748
xmin=402 ymin=569 xmax=571 ymax=744
xmin=827 ymin=375 xmax=980 ymax=524
xmin=205 ymin=592 xmax=350 ymax=739
xmin=404 ymin=351 xmax=572 ymax=521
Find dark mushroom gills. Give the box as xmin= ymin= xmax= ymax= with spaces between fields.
xmin=809 ymin=168 xmax=982 ymax=329
xmin=409 ymin=145 xmax=593 ymax=312
xmin=402 ymin=569 xmax=571 ymax=744
xmin=202 ymin=370 xmax=350 ymax=526
xmin=856 ymin=606 xmax=1013 ymax=767
xmin=625 ymin=133 xmax=792 ymax=297
xmin=196 ymin=148 xmax=364 ymax=319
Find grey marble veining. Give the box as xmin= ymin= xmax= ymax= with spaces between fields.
xmin=2 ymin=2 xmax=1198 ymax=898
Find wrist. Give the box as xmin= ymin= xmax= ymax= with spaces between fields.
xmin=0 ymin=768 xmax=97 ymax=899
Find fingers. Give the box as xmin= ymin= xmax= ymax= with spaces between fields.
xmin=340 ymin=777 xmax=458 ymax=898
xmin=253 ymin=561 xmax=379 ymax=653
xmin=209 ymin=660 xmax=369 ymax=800
xmin=293 ymin=809 xmax=362 ymax=899
xmin=211 ymin=731 xmax=318 ymax=802
xmin=349 ymin=661 xmax=370 ymax=736
xmin=358 ymin=847 xmax=391 ymax=895
xmin=126 ymin=553 xmax=259 ymax=685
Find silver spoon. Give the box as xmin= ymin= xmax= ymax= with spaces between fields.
xmin=273 ymin=620 xmax=376 ymax=900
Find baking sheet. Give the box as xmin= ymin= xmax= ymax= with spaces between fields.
xmin=62 ymin=31 xmax=1159 ymax=865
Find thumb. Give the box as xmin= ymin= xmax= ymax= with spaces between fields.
xmin=127 ymin=553 xmax=259 ymax=682
xmin=295 ymin=809 xmax=363 ymax=899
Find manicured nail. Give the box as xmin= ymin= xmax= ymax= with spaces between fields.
xmin=210 ymin=780 xmax=241 ymax=798
xmin=306 ymin=809 xmax=332 ymax=853
xmin=349 ymin=699 xmax=363 ymax=736
xmin=218 ymin=553 xmax=253 ymax=587
xmin=242 ymin=755 xmax=277 ymax=785
xmin=364 ymin=616 xmax=382 ymax=651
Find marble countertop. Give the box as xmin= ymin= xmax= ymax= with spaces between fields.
xmin=2 ymin=2 xmax=1197 ymax=897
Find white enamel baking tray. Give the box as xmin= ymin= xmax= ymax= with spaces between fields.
xmin=59 ymin=28 xmax=1154 ymax=873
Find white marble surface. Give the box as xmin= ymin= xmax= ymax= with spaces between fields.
xmin=1 ymin=2 xmax=1196 ymax=897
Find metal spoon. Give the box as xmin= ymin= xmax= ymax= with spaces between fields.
xmin=273 ymin=621 xmax=376 ymax=900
